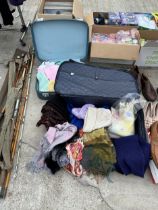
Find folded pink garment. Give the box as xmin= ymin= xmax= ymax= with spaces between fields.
xmin=38 ymin=62 xmax=59 ymax=81
xmin=44 ymin=122 xmax=77 ymax=153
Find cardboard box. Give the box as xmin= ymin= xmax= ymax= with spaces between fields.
xmin=37 ymin=0 xmax=83 ymax=20
xmin=85 ymin=12 xmax=133 ymax=40
xmin=86 ymin=12 xmax=158 ymax=41
xmin=86 ymin=12 xmax=140 ymax=61
xmin=136 ymin=41 xmax=158 ymax=67
xmin=139 ymin=30 xmax=158 ymax=40
xmin=86 ymin=12 xmax=158 ymax=61
xmin=90 ymin=25 xmax=140 ymax=61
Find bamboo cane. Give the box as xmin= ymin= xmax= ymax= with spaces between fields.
xmin=0 ymin=51 xmax=34 ymax=198
xmin=0 ymin=68 xmax=28 ymax=198
xmin=11 ymin=52 xmax=33 ymax=157
xmin=0 ymin=97 xmax=21 ymax=197
xmin=13 ymin=55 xmax=34 ymax=178
xmin=0 ymin=53 xmax=28 ymax=198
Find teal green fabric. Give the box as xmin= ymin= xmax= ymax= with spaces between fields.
xmin=37 ymin=72 xmax=49 ymax=92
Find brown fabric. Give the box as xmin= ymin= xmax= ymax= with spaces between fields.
xmin=141 ymin=74 xmax=157 ymax=102
xmin=150 ymin=121 xmax=158 ymax=167
xmin=36 ymin=96 xmax=69 ymax=130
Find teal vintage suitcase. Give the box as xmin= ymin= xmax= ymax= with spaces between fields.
xmin=31 ymin=19 xmax=89 ymax=100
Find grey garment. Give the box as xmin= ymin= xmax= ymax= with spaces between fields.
xmin=26 ymin=137 xmax=49 ymax=173
xmin=26 ymin=151 xmax=46 ymax=173
xmin=26 ymin=141 xmax=70 ymax=173
xmin=52 ymin=145 xmax=70 ymax=167
xmin=52 ymin=146 xmax=60 ymax=161
xmin=56 ymin=151 xmax=70 ymax=167
xmin=0 ymin=61 xmax=19 ymax=169
xmin=29 ymin=123 xmax=76 ymax=171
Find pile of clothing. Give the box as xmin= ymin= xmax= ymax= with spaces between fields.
xmin=36 ymin=62 xmax=59 ymax=92
xmin=28 ymin=94 xmax=150 ymax=178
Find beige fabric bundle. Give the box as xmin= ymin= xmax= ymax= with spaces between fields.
xmin=83 ymin=107 xmax=112 ymax=133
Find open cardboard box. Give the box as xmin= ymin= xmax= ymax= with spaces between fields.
xmin=86 ymin=12 xmax=158 ymax=62
xmin=37 ymin=0 xmax=83 ymax=20
xmin=90 ymin=25 xmax=140 ymax=61
xmin=86 ymin=12 xmax=158 ymax=40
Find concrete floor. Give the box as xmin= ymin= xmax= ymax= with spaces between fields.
xmin=0 ymin=0 xmax=158 ymax=210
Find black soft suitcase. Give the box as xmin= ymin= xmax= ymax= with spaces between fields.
xmin=55 ymin=61 xmax=139 ymax=105
xmin=55 ymin=61 xmax=147 ymax=141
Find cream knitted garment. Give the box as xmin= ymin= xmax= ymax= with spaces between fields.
xmin=83 ymin=107 xmax=112 ymax=132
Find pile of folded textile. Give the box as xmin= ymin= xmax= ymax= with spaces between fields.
xmin=27 ymin=94 xmax=151 ymax=179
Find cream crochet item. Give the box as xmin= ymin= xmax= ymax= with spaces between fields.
xmin=83 ymin=107 xmax=112 ymax=132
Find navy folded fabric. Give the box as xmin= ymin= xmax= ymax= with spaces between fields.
xmin=113 ymin=135 xmax=150 ymax=177
xmin=9 ymin=0 xmax=26 ymax=6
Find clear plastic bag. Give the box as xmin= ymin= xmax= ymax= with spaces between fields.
xmin=112 ymin=93 xmax=146 ymax=115
xmin=108 ymin=93 xmax=146 ymax=137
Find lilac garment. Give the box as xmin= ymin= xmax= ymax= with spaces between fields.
xmin=9 ymin=0 xmax=26 ymax=6
xmin=46 ymin=123 xmax=77 ymax=152
xmin=37 ymin=62 xmax=59 ymax=81
xmin=27 ymin=122 xmax=77 ymax=172
xmin=72 ymin=104 xmax=95 ymax=119
xmin=45 ymin=127 xmax=56 ymax=144
xmin=67 ymin=104 xmax=84 ymax=129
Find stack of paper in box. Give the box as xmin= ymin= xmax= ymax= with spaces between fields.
xmin=44 ymin=1 xmax=73 ymax=14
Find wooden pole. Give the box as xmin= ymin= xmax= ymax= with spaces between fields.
xmin=0 ymin=50 xmax=34 ymax=198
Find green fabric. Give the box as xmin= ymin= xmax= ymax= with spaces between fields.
xmin=83 ymin=128 xmax=113 ymax=146
xmin=81 ymin=145 xmax=116 ymax=175
xmin=36 ymin=72 xmax=49 ymax=92
xmin=82 ymin=129 xmax=116 ymax=175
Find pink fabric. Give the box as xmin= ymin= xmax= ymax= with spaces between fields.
xmin=45 ymin=127 xmax=56 ymax=144
xmin=45 ymin=122 xmax=77 ymax=153
xmin=38 ymin=62 xmax=59 ymax=81
xmin=65 ymin=139 xmax=84 ymax=177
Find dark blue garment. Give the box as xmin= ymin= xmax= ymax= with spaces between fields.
xmin=113 ymin=135 xmax=150 ymax=177
xmin=67 ymin=103 xmax=111 ymax=129
xmin=9 ymin=0 xmax=26 ymax=6
xmin=67 ymin=104 xmax=84 ymax=129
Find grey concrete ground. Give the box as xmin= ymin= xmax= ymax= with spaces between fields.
xmin=0 ymin=0 xmax=158 ymax=210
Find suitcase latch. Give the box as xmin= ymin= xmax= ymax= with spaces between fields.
xmin=95 ymin=72 xmax=98 ymax=80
